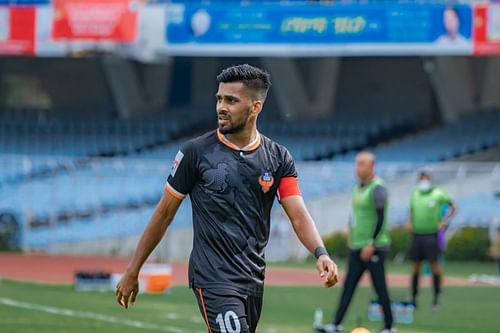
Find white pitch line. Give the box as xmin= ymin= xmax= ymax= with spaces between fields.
xmin=165 ymin=313 xmax=180 ymax=320
xmin=0 ymin=297 xmax=204 ymax=333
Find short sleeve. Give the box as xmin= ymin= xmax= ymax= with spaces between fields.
xmin=438 ymin=188 xmax=453 ymax=205
xmin=277 ymin=147 xmax=300 ymax=200
xmin=281 ymin=148 xmax=298 ymax=178
xmin=165 ymin=141 xmax=198 ymax=199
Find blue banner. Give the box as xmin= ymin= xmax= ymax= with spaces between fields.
xmin=165 ymin=3 xmax=473 ymax=56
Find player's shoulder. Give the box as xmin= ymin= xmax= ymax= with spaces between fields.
xmin=372 ymin=180 xmax=388 ymax=197
xmin=433 ymin=186 xmax=450 ymax=197
xmin=181 ymin=130 xmax=217 ymax=153
xmin=374 ymin=177 xmax=387 ymax=188
xmin=432 ymin=186 xmax=445 ymax=194
xmin=260 ymin=133 xmax=293 ymax=158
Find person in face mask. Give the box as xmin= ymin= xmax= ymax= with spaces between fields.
xmin=406 ymin=171 xmax=456 ymax=310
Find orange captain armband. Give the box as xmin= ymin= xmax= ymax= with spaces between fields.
xmin=278 ymin=176 xmax=301 ymax=200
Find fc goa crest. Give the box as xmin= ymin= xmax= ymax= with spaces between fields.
xmin=258 ymin=171 xmax=274 ymax=193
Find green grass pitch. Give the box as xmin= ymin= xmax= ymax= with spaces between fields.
xmin=1 ymin=279 xmax=499 ymax=333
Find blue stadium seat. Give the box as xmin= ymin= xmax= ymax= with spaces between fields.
xmin=333 ymin=110 xmax=500 ymax=163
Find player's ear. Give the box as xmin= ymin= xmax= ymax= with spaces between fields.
xmin=252 ymin=100 xmax=263 ymax=115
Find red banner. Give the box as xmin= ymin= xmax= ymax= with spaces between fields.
xmin=52 ymin=0 xmax=139 ymax=42
xmin=0 ymin=7 xmax=36 ymax=55
xmin=473 ymin=4 xmax=500 ymax=55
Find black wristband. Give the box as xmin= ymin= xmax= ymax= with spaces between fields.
xmin=314 ymin=246 xmax=328 ymax=259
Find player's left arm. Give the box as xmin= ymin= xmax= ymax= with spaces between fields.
xmin=281 ymin=193 xmax=338 ymax=288
xmin=441 ymin=202 xmax=457 ymax=229
xmin=440 ymin=190 xmax=457 ymax=228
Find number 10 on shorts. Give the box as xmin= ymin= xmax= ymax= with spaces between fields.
xmin=215 ymin=311 xmax=241 ymax=333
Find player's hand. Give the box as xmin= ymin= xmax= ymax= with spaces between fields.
xmin=360 ymin=244 xmax=375 ymax=262
xmin=115 ymin=270 xmax=139 ymax=309
xmin=438 ymin=222 xmax=447 ymax=231
xmin=316 ymin=255 xmax=338 ymax=288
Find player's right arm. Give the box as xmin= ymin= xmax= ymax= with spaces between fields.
xmin=116 ymin=141 xmax=198 ymax=309
xmin=116 ymin=189 xmax=183 ymax=309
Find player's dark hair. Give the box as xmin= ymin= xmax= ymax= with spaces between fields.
xmin=217 ymin=64 xmax=271 ymax=101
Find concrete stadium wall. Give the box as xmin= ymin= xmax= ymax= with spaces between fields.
xmin=47 ymin=228 xmax=193 ymax=262
xmin=0 ymin=57 xmax=114 ymax=117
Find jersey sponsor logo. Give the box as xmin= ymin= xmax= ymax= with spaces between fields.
xmin=170 ymin=150 xmax=184 ymax=177
xmin=258 ymin=171 xmax=274 ymax=193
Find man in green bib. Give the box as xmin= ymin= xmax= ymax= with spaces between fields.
xmin=408 ymin=171 xmax=456 ymax=309
xmin=320 ymin=151 xmax=395 ymax=333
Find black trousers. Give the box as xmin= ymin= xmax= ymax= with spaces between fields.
xmin=334 ymin=249 xmax=393 ymax=329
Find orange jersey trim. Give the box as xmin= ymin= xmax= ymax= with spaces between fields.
xmin=197 ymin=288 xmax=213 ymax=333
xmin=216 ymin=129 xmax=261 ymax=152
xmin=278 ymin=176 xmax=301 ymax=200
xmin=165 ymin=183 xmax=186 ymax=200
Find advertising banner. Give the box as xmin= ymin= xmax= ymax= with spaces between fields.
xmin=0 ymin=6 xmax=36 ymax=55
xmin=473 ymin=4 xmax=500 ymax=55
xmin=52 ymin=0 xmax=139 ymax=42
xmin=165 ymin=3 xmax=473 ymax=56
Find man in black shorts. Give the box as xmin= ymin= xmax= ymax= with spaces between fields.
xmin=407 ymin=171 xmax=456 ymax=309
xmin=115 ymin=64 xmax=339 ymax=333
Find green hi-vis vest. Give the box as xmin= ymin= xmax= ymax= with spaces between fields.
xmin=351 ymin=178 xmax=391 ymax=249
xmin=410 ymin=186 xmax=452 ymax=234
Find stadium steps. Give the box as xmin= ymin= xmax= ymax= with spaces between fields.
xmin=333 ymin=110 xmax=500 ymax=163
xmin=451 ymin=146 xmax=500 ymax=162
xmin=260 ymin=113 xmax=430 ymax=161
xmin=0 ymin=112 xmax=211 ymax=189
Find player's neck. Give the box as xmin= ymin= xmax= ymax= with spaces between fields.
xmin=223 ymin=127 xmax=259 ymax=150
xmin=359 ymin=174 xmax=375 ymax=186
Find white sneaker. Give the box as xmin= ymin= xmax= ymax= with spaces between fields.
xmin=312 ymin=323 xmax=324 ymax=332
xmin=379 ymin=329 xmax=397 ymax=333
xmin=323 ymin=324 xmax=344 ymax=333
